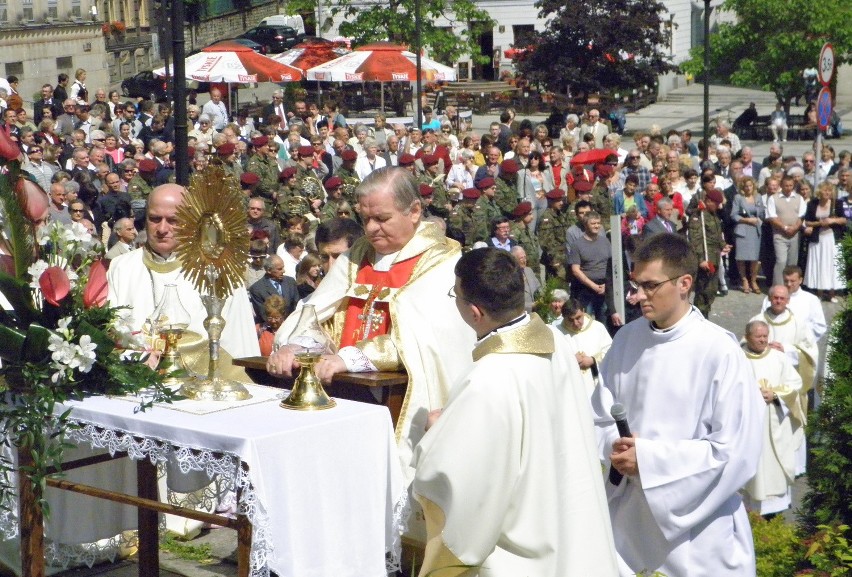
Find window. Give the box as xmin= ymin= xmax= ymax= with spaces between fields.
xmin=5 ymin=62 xmax=24 ymax=77
xmin=0 ymin=0 xmax=7 ymax=23
xmin=48 ymin=0 xmax=58 ymax=18
xmin=22 ymin=0 xmax=33 ymax=21
xmin=57 ymin=56 xmax=73 ymax=70
xmin=512 ymin=24 xmax=535 ymax=48
xmin=71 ymin=0 xmax=81 ymax=17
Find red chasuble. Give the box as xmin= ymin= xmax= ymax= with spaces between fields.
xmin=339 ymin=254 xmax=421 ymax=347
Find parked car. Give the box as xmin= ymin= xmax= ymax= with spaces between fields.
xmin=202 ymin=38 xmax=269 ymax=55
xmin=120 ymin=70 xmax=168 ymax=101
xmin=238 ymin=25 xmax=300 ymax=53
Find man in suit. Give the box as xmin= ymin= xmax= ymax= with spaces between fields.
xmin=580 ymin=109 xmax=610 ymax=149
xmin=739 ymin=147 xmax=762 ymax=179
xmin=382 ymin=135 xmax=401 ymax=167
xmin=248 ymin=254 xmax=299 ymax=323
xmin=34 ymin=84 xmax=62 ymax=126
xmin=262 ymin=89 xmax=288 ymax=129
xmin=53 ymin=73 xmax=69 ymax=105
xmin=105 ymin=218 xmax=138 ymax=260
xmin=55 ymin=99 xmax=78 ymax=138
xmin=643 ymin=198 xmax=676 ymax=238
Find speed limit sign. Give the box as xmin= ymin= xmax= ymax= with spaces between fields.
xmin=819 ymin=43 xmax=835 ymax=86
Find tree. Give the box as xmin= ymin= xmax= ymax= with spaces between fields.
xmin=680 ymin=0 xmax=852 ymax=112
xmin=515 ymin=0 xmax=676 ymax=96
xmin=286 ymin=0 xmax=493 ymax=65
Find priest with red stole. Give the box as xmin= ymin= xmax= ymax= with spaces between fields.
xmin=267 ymin=167 xmax=475 ymax=487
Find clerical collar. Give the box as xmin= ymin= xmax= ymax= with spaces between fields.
xmin=373 ymin=250 xmax=400 ymax=272
xmin=564 ymin=313 xmax=592 ymax=335
xmin=743 ymin=345 xmax=770 ymax=359
xmin=763 ymin=309 xmax=793 ymax=326
xmin=142 ymin=245 xmax=182 ymax=273
xmin=476 ymin=313 xmax=529 ymax=343
xmin=650 ymin=306 xmax=695 ymax=333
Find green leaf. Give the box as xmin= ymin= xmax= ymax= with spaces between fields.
xmin=0 ymin=163 xmax=36 ymax=279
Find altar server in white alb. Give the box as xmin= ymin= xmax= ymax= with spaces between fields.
xmin=413 ymin=248 xmax=618 ymax=577
xmin=592 ymin=233 xmax=764 ymax=577
xmin=551 ymin=296 xmax=613 ymax=395
xmin=741 ymin=320 xmax=804 ymax=516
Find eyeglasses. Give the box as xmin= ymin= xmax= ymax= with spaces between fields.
xmin=28 ymin=149 xmax=42 ymax=153
xmin=629 ymin=275 xmax=684 ymax=295
xmin=69 ymin=208 xmax=85 ymax=213
xmin=543 ymin=143 xmax=553 ymax=148
xmin=337 ymin=210 xmax=351 ymax=216
xmin=629 ymin=155 xmax=641 ymax=159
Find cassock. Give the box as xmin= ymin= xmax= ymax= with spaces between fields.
xmin=742 ymin=345 xmax=803 ymax=515
xmin=761 ymin=289 xmax=826 ymax=343
xmin=552 ymin=314 xmax=612 ymax=394
xmin=274 ymin=221 xmax=475 ymax=485
xmin=412 ymin=314 xmax=618 ymax=577
xmin=592 ymin=307 xmax=764 ymax=577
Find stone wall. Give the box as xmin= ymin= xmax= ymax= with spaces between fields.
xmin=186 ymin=1 xmax=281 ymax=53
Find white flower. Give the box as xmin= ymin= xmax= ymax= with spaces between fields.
xmin=74 ymin=335 xmax=98 ymax=373
xmin=27 ymin=261 xmax=49 ymax=290
xmin=49 ymin=336 xmax=77 ymax=366
xmin=65 ymin=222 xmax=93 ymax=245
xmin=50 ymin=367 xmax=67 ymax=384
xmin=66 ymin=269 xmax=79 ymax=289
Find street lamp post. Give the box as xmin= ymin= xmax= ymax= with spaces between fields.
xmin=414 ymin=0 xmax=423 ymax=130
xmin=702 ymin=0 xmax=710 ymax=161
xmin=171 ymin=0 xmax=188 ymax=185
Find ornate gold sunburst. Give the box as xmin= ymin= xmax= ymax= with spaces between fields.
xmin=174 ymin=164 xmax=248 ymax=299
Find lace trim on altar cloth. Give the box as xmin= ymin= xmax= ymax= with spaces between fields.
xmin=387 ymin=488 xmax=409 ymax=574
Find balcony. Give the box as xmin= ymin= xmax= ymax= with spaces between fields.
xmin=105 ymin=30 xmax=153 ymax=51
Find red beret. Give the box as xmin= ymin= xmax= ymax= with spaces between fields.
xmin=477 ymin=177 xmax=496 ymax=190
xmin=240 ymin=172 xmax=260 ymax=186
xmin=419 ymin=183 xmax=434 ymax=197
xmin=324 ymin=176 xmax=343 ymax=191
xmin=512 ymin=201 xmax=532 ymax=217
xmin=399 ymin=153 xmax=416 ymax=166
xmin=251 ymin=136 xmax=269 ymax=148
xmin=279 ymin=166 xmax=297 ymax=181
xmin=250 ymin=229 xmax=269 ymax=241
xmin=138 ymin=159 xmax=157 ymax=173
xmin=596 ymin=164 xmax=615 ymax=178
xmin=500 ymin=159 xmax=519 ymax=174
xmin=216 ymin=143 xmax=235 ymax=156
xmin=298 ymin=145 xmax=313 ymax=158
xmin=573 ymin=179 xmax=593 ymax=193
xmin=706 ymin=188 xmax=725 ymax=204
xmin=462 ymin=187 xmax=481 ymax=199
xmin=422 ymin=154 xmax=439 ymax=167
xmin=545 ymin=189 xmax=565 ymax=200
xmin=341 ymin=149 xmax=358 ymax=162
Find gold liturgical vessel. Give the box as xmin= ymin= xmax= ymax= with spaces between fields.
xmin=149 ymin=283 xmax=192 ymax=387
xmin=280 ymin=304 xmax=337 ymax=410
xmin=172 ymin=163 xmax=252 ymax=401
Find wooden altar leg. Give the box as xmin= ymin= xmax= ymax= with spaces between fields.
xmin=18 ymin=449 xmax=45 ymax=577
xmin=137 ymin=459 xmax=160 ymax=576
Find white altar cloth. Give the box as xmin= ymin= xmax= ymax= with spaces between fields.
xmin=1 ymin=384 xmax=405 ymax=577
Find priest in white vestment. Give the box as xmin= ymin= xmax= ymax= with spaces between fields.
xmin=592 ymin=233 xmax=763 ymax=577
xmin=107 ymin=184 xmax=259 ymax=537
xmin=413 ymin=248 xmax=617 ymax=577
xmin=551 ymin=297 xmax=612 ymax=394
xmin=742 ymin=320 xmax=804 ymax=516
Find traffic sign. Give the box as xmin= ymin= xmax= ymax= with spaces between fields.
xmin=817 ymin=87 xmax=832 ymax=131
xmin=818 ymin=43 xmax=834 ymax=86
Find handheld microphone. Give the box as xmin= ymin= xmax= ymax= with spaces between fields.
xmin=608 ymin=403 xmax=632 ymax=486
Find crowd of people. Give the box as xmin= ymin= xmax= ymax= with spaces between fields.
xmin=2 ymin=68 xmax=847 ymax=575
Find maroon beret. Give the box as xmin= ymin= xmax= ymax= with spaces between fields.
xmin=500 ymin=159 xmax=519 ymax=174
xmin=279 ymin=166 xmax=297 ymax=181
xmin=298 ymin=145 xmax=314 ymax=158
xmin=462 ymin=187 xmax=481 ymax=199
xmin=324 ymin=176 xmax=343 ymax=191
xmin=477 ymin=177 xmax=496 ymax=190
xmin=419 ymin=183 xmax=434 ymax=197
xmin=422 ymin=154 xmax=439 ymax=167
xmin=545 ymin=189 xmax=565 ymax=200
xmin=573 ymin=179 xmax=593 ymax=193
xmin=138 ymin=159 xmax=157 ymax=174
xmin=216 ymin=142 xmax=235 ymax=156
xmin=341 ymin=149 xmax=358 ymax=162
xmin=512 ymin=201 xmax=532 ymax=217
xmin=251 ymin=136 xmax=269 ymax=148
xmin=399 ymin=153 xmax=416 ymax=166
xmin=240 ymin=172 xmax=260 ymax=186
xmin=706 ymin=188 xmax=725 ymax=204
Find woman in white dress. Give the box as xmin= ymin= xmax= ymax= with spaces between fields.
xmin=803 ymin=182 xmax=847 ymax=302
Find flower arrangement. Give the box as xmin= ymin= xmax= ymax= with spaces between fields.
xmin=0 ymin=130 xmax=178 ymax=515
xmin=110 ymin=21 xmax=126 ymax=34
xmin=101 ymin=23 xmax=111 ymax=37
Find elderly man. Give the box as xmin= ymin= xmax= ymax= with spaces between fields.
xmin=742 ymin=320 xmax=804 ymax=516
xmin=105 ymin=217 xmax=138 ymax=260
xmin=248 ymin=254 xmax=299 ymax=323
xmin=48 ymin=181 xmax=72 ymax=225
xmin=201 ymin=88 xmax=229 ymax=131
xmin=580 ymin=109 xmax=610 ymax=149
xmin=267 ymin=167 xmax=474 ymax=487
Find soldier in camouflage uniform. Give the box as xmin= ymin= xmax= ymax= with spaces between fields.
xmin=537 ymin=189 xmax=571 ymax=279
xmin=335 ymin=149 xmax=361 ymax=206
xmin=319 ymin=177 xmax=347 ymax=222
xmin=240 ymin=172 xmax=260 ymax=210
xmin=509 ymin=201 xmax=541 ymax=273
xmin=471 ymin=177 xmax=502 ymax=244
xmin=687 ymin=188 xmax=728 ymax=318
xmin=246 ymin=136 xmax=279 ymax=203
xmin=216 ymin=142 xmax=243 ymax=184
xmin=128 ymin=158 xmax=156 ymax=229
xmin=275 ymin=166 xmax=302 ymax=223
xmin=449 ymin=187 xmax=481 ymax=249
xmin=495 ymin=159 xmax=520 ymax=218
xmin=419 ymin=154 xmax=450 ymax=220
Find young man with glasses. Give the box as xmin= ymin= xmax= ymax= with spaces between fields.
xmin=591 ymin=232 xmax=762 ymax=577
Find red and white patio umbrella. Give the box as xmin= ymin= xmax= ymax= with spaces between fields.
xmin=271 ymin=42 xmax=351 ymax=73
xmin=154 ymin=41 xmax=303 ymax=83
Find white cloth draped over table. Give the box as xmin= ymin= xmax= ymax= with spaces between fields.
xmin=0 ymin=386 xmax=404 ymax=577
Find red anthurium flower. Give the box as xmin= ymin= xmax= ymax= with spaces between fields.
xmin=15 ymin=176 xmax=50 ymax=224
xmin=39 ymin=266 xmax=70 ymax=307
xmin=82 ymin=260 xmax=108 ymax=308
xmin=0 ymin=128 xmax=21 ymax=162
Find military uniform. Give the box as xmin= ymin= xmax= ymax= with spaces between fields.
xmin=495 ymin=177 xmax=519 ymax=218
xmin=422 ymin=173 xmax=450 ymax=220
xmin=221 ymin=159 xmax=243 ymax=183
xmin=246 ymin=154 xmax=279 ymax=202
xmin=472 ymin=196 xmax=502 ymax=244
xmin=511 ymin=220 xmax=541 ymax=272
xmin=320 ymin=198 xmax=347 ymax=222
xmin=590 ymin=184 xmax=612 ymax=231
xmin=335 ymin=167 xmax=361 ymax=205
xmin=687 ymin=206 xmax=725 ymax=318
xmin=450 ymin=202 xmax=479 ymax=249
xmin=537 ymin=207 xmax=571 ymax=279
xmin=127 ymin=175 xmax=152 ymax=229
